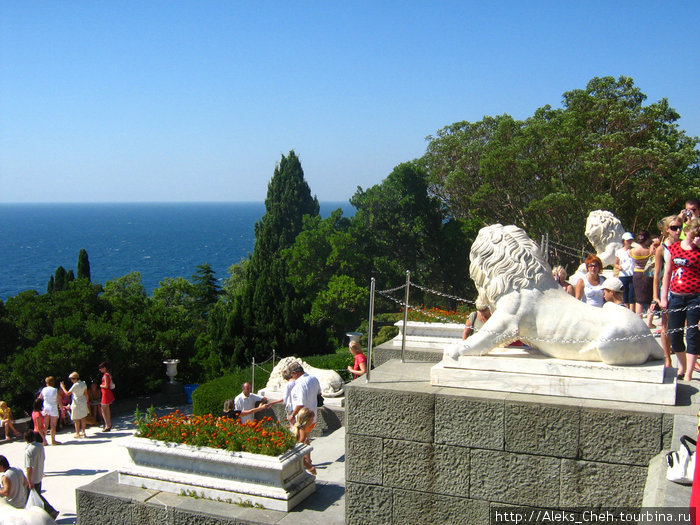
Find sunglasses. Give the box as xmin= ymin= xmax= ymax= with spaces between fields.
xmin=587 ymin=264 xmax=600 ymax=268
xmin=669 ymin=225 xmax=682 ymax=231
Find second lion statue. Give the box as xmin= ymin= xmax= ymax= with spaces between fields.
xmin=445 ymin=224 xmax=664 ymax=365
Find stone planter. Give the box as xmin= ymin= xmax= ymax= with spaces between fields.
xmin=118 ymin=437 xmax=315 ymax=511
xmin=393 ymin=320 xmax=464 ymax=348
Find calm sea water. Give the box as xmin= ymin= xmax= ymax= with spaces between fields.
xmin=0 ymin=202 xmax=351 ymax=301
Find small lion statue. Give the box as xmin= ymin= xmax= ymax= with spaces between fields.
xmin=585 ymin=210 xmax=624 ymax=267
xmin=445 ymin=224 xmax=664 ymax=365
xmin=264 ymin=356 xmax=345 ymax=398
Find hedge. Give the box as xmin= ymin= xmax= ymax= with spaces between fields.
xmin=191 ymin=350 xmax=355 ymax=416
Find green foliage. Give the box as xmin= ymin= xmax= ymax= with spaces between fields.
xmin=222 ymin=150 xmax=331 ymax=364
xmin=192 ymin=372 xmax=238 ymax=416
xmin=221 ymin=258 xmax=248 ymax=300
xmin=77 ymin=249 xmax=91 ymax=281
xmin=191 ymin=263 xmax=221 ymax=318
xmin=53 ymin=266 xmax=67 ymax=292
xmin=192 ymin=349 xmax=354 ymax=417
xmin=422 ymin=76 xmax=699 ymax=270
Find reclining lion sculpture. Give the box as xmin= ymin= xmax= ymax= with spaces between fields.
xmin=445 ymin=224 xmax=664 ymax=365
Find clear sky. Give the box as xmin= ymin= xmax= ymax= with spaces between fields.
xmin=1 ymin=1 xmax=698 ymax=203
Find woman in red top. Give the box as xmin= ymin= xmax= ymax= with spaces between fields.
xmin=347 ymin=341 xmax=367 ymax=378
xmin=98 ymin=361 xmax=115 ymax=432
xmin=660 ymin=219 xmax=700 ymax=381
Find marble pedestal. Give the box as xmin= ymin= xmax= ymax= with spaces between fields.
xmin=118 ymin=438 xmax=315 ymax=511
xmin=393 ymin=320 xmax=463 ymax=349
xmin=432 ymin=347 xmax=677 ymax=405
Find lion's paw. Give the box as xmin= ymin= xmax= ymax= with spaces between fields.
xmin=444 ymin=343 xmax=461 ymax=361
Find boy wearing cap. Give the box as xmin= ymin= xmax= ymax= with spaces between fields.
xmin=602 ymin=277 xmax=624 ymax=306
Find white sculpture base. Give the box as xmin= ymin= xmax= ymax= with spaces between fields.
xmin=118 ymin=437 xmax=315 ymax=511
xmin=393 ymin=321 xmax=464 ymax=348
xmin=433 ymin=347 xmax=676 ymax=405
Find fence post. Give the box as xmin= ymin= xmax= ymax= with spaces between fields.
xmin=366 ymin=277 xmax=375 ymax=383
xmin=251 ymin=357 xmax=255 ymax=392
xmin=401 ymin=270 xmax=411 ymax=363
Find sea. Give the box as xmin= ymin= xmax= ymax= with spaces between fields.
xmin=0 ymin=202 xmax=352 ymax=301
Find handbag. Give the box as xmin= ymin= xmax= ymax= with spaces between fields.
xmin=643 ymin=254 xmax=655 ymax=278
xmin=25 ymin=488 xmax=44 ymax=510
xmin=666 ymin=435 xmax=696 ymax=484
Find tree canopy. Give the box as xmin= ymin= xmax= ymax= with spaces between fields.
xmin=421 ymin=76 xmax=699 ymax=264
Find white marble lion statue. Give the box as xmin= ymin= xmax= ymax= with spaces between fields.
xmin=445 ymin=224 xmax=664 ymax=365
xmin=263 ymin=356 xmax=345 ymax=398
xmin=585 ymin=210 xmax=625 ymax=267
xmin=0 ymin=496 xmax=56 ymax=524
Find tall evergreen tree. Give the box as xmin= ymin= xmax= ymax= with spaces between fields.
xmin=227 ymin=151 xmax=328 ymax=364
xmin=77 ymin=249 xmax=91 ymax=281
xmin=192 ymin=263 xmax=220 ymax=317
xmin=47 ymin=276 xmax=55 ymax=294
xmin=54 ymin=266 xmax=67 ymax=292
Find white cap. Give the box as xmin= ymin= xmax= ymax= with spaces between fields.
xmin=622 ymin=232 xmax=634 ymax=241
xmin=602 ymin=277 xmax=623 ymax=293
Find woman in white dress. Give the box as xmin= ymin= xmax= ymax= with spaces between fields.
xmin=39 ymin=376 xmax=61 ymax=445
xmin=60 ymin=372 xmax=89 ymax=438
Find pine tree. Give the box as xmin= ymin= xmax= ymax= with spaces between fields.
xmin=227 ymin=151 xmax=329 ymax=364
xmin=77 ymin=249 xmax=91 ymax=281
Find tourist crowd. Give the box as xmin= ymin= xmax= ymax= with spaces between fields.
xmin=0 ymin=360 xmax=117 ymax=517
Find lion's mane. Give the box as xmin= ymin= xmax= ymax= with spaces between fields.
xmin=585 ymin=210 xmax=624 ymax=252
xmin=470 ymin=224 xmax=552 ymax=307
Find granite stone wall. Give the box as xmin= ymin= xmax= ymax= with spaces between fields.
xmin=345 ymin=379 xmax=673 ymax=525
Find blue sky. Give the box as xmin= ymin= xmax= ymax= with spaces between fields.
xmin=1 ymin=1 xmax=698 ymax=203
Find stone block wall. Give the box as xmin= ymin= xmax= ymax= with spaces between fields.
xmin=345 ymin=379 xmax=674 ymax=525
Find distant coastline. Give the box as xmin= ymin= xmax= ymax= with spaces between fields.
xmin=0 ymin=201 xmax=352 ymax=301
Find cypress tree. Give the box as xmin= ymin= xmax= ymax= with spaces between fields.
xmin=192 ymin=263 xmax=220 ymax=317
xmin=47 ymin=276 xmax=55 ymax=294
xmin=77 ymin=249 xmax=91 ymax=281
xmin=229 ymin=150 xmax=329 ymax=363
xmin=54 ymin=266 xmax=67 ymax=292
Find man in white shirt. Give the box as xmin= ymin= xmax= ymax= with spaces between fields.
xmin=0 ymin=455 xmax=27 ymax=509
xmin=24 ymin=430 xmax=58 ymax=519
xmin=286 ymin=362 xmax=321 ymax=424
xmin=234 ymin=383 xmax=270 ymax=424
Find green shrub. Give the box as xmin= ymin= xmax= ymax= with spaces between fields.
xmin=305 ymin=351 xmax=353 ymax=382
xmin=193 ymin=350 xmax=356 ymax=415
xmin=192 ymin=364 xmax=272 ymax=416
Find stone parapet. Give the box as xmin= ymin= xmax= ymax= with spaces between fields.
xmin=345 ymin=359 xmax=687 ymax=524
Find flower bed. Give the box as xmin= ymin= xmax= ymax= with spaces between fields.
xmin=133 ymin=408 xmax=297 ymax=456
xmin=120 ymin=409 xmax=315 ymax=511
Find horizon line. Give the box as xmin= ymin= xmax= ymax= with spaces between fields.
xmin=0 ymin=200 xmax=352 ymax=205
